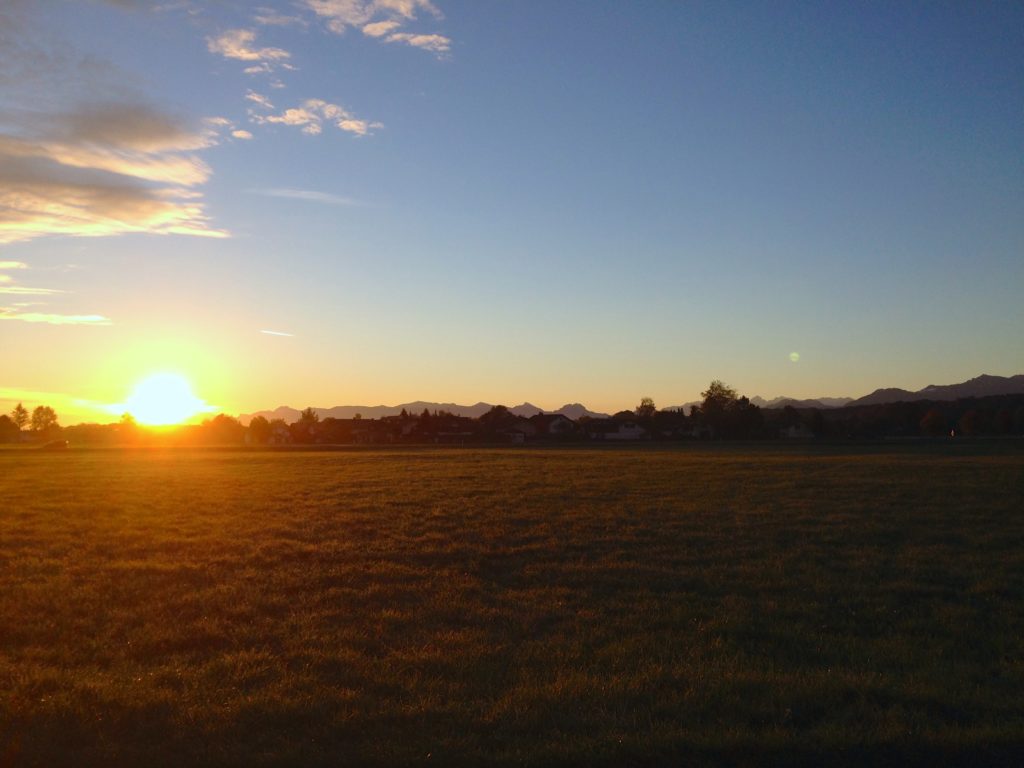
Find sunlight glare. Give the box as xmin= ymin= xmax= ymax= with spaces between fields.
xmin=124 ymin=373 xmax=210 ymax=425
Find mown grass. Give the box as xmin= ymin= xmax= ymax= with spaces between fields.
xmin=1 ymin=444 xmax=1023 ymax=766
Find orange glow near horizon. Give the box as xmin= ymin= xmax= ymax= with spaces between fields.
xmin=120 ymin=372 xmax=213 ymax=426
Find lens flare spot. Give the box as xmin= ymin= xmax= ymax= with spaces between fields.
xmin=789 ymin=352 xmax=800 ymax=363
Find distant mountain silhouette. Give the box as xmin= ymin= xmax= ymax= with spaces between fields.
xmin=667 ymin=374 xmax=1023 ymax=412
xmin=239 ymin=374 xmax=1023 ymax=425
xmin=750 ymin=396 xmax=855 ymax=409
xmin=547 ymin=403 xmax=608 ymax=420
xmin=239 ymin=401 xmax=609 ymax=425
xmin=849 ymin=374 xmax=1024 ymax=406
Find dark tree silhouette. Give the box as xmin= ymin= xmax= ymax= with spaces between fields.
xmin=269 ymin=418 xmax=289 ymax=439
xmin=10 ymin=402 xmax=28 ymax=431
xmin=781 ymin=405 xmax=801 ymax=429
xmin=30 ymin=405 xmax=59 ymax=433
xmin=701 ymin=380 xmax=738 ymax=412
xmin=0 ymin=414 xmax=19 ymax=442
xmin=919 ymin=408 xmax=947 ymax=437
xmin=695 ymin=380 xmax=736 ymax=436
xmin=117 ymin=413 xmax=139 ymax=442
xmin=202 ymin=414 xmax=245 ymax=444
xmin=809 ymin=409 xmax=826 ymax=437
xmin=248 ymin=415 xmax=271 ymax=444
xmin=693 ymin=381 xmax=763 ymax=438
xmin=635 ymin=397 xmax=656 ymax=419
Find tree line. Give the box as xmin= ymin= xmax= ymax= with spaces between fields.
xmin=0 ymin=403 xmax=60 ymax=441
xmin=5 ymin=382 xmax=1024 ymax=446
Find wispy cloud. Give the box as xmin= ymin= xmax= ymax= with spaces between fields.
xmin=207 ymin=28 xmax=291 ymax=64
xmin=304 ymin=0 xmax=451 ymax=57
xmin=253 ymin=188 xmax=358 ymax=206
xmin=380 ymin=31 xmax=449 ymax=53
xmin=0 ymin=286 xmax=65 ymax=296
xmin=205 ymin=116 xmax=253 ymax=142
xmin=246 ymin=90 xmax=275 ymax=109
xmin=254 ymin=8 xmax=307 ymax=27
xmin=361 ymin=20 xmax=402 ymax=37
xmin=304 ymin=0 xmax=441 ymax=31
xmin=260 ymin=329 xmax=294 ymax=337
xmin=250 ymin=98 xmax=382 ymax=136
xmin=0 ymin=308 xmax=112 ymax=325
xmin=0 ymin=153 xmax=225 ymax=244
xmin=0 ymin=41 xmax=226 ymax=243
xmin=0 ymin=261 xmax=65 ymax=307
xmin=0 ymin=261 xmax=108 ymax=322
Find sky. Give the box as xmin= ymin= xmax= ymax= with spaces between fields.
xmin=1 ymin=0 xmax=1022 ymax=424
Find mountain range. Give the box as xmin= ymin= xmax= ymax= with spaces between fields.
xmin=240 ymin=402 xmax=609 ymax=426
xmin=845 ymin=373 xmax=1024 ymax=407
xmin=239 ymin=374 xmax=1024 ymax=425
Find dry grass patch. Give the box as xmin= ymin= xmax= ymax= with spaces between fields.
xmin=1 ymin=445 xmax=1023 ymax=766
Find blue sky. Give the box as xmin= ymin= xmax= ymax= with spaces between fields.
xmin=1 ymin=0 xmax=1022 ymax=422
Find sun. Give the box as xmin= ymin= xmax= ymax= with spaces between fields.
xmin=123 ymin=373 xmax=210 ymax=426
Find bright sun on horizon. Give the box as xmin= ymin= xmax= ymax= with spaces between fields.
xmin=122 ymin=373 xmax=211 ymax=426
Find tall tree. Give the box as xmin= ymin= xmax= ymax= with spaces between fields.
xmin=248 ymin=415 xmax=271 ymax=444
xmin=292 ymin=407 xmax=320 ymax=444
xmin=694 ymin=380 xmax=762 ymax=438
xmin=10 ymin=402 xmax=28 ymax=431
xmin=635 ymin=397 xmax=656 ymax=419
xmin=30 ymin=405 xmax=59 ymax=433
xmin=202 ymin=414 xmax=245 ymax=444
xmin=697 ymin=380 xmax=736 ymax=436
xmin=701 ymin=380 xmax=738 ymax=413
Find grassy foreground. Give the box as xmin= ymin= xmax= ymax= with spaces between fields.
xmin=1 ymin=445 xmax=1023 ymax=766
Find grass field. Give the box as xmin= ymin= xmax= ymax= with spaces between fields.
xmin=2 ymin=444 xmax=1023 ymax=766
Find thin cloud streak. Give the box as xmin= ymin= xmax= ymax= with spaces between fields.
xmin=0 ymin=308 xmax=112 ymax=325
xmin=0 ymin=286 xmax=65 ymax=295
xmin=0 ymin=261 xmax=67 ymax=310
xmin=260 ymin=329 xmax=294 ymax=336
xmin=253 ymin=8 xmax=307 ymax=27
xmin=253 ymin=188 xmax=359 ymax=206
xmin=246 ymin=90 xmax=275 ymax=109
xmin=383 ymin=31 xmax=449 ymax=53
